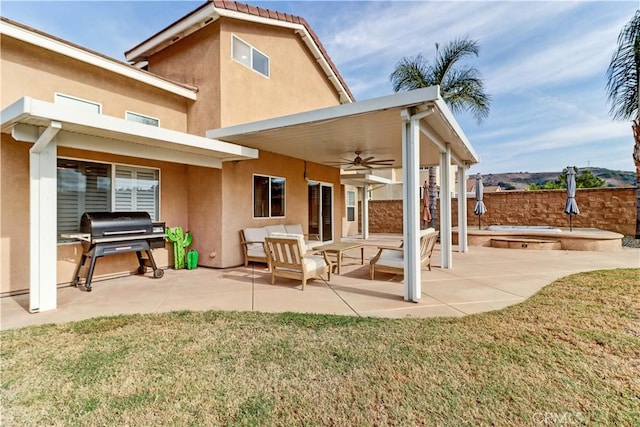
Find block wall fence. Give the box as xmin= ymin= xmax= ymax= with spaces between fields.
xmin=363 ymin=187 xmax=637 ymax=236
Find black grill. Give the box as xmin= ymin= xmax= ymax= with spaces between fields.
xmin=70 ymin=212 xmax=166 ymax=291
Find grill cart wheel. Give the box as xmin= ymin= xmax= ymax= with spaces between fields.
xmin=154 ymin=269 xmax=164 ymax=279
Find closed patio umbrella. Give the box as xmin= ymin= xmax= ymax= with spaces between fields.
xmin=564 ymin=167 xmax=580 ymax=231
xmin=473 ymin=173 xmax=487 ymax=230
xmin=422 ymin=180 xmax=431 ymax=227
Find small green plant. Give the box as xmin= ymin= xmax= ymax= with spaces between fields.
xmin=165 ymin=226 xmax=192 ymax=269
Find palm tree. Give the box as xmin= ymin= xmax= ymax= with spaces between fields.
xmin=390 ymin=36 xmax=491 ymax=227
xmin=606 ymin=10 xmax=640 ymax=238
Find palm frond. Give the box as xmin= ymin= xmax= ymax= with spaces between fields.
xmin=433 ymin=36 xmax=480 ymax=84
xmin=389 ymin=36 xmax=491 ymax=123
xmin=606 ymin=10 xmax=640 ymax=121
xmin=389 ymin=54 xmax=434 ymax=92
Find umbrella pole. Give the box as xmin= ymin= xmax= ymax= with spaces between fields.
xmin=570 ymin=215 xmax=573 ymax=232
xmin=478 ymin=216 xmax=481 ymax=230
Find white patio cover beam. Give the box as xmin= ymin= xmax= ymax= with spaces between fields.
xmin=29 ymin=122 xmax=60 ymax=312
xmin=419 ymin=122 xmax=464 ymax=167
xmin=457 ymin=164 xmax=468 ymax=253
xmin=440 ymin=146 xmax=453 ymax=268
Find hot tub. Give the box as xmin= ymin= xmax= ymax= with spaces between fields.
xmin=485 ymin=225 xmax=562 ymax=233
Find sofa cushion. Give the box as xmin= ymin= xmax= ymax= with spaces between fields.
xmin=266 ymin=224 xmax=287 ymax=235
xmin=376 ymin=249 xmax=404 ymax=269
xmin=285 ymin=224 xmax=304 ymax=235
xmin=243 ymin=227 xmax=268 ymax=253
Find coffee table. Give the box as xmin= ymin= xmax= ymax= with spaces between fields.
xmin=314 ymin=242 xmax=365 ymax=274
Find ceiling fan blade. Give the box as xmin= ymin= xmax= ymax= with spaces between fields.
xmin=362 ymin=156 xmax=375 ymax=162
xmin=366 ymin=159 xmax=395 ymax=164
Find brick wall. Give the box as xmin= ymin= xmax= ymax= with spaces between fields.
xmin=365 ymin=187 xmax=637 ymax=236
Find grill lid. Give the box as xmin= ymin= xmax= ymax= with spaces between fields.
xmin=81 ymin=212 xmax=153 ymax=238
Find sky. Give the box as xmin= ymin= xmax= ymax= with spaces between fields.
xmin=2 ymin=0 xmax=639 ymax=174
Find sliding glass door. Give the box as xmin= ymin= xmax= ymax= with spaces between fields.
xmin=308 ymin=182 xmax=333 ymax=242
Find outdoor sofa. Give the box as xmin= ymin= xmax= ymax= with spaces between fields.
xmin=239 ymin=224 xmax=323 ymax=267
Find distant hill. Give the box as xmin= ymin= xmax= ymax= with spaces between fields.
xmin=480 ymin=167 xmax=636 ymax=190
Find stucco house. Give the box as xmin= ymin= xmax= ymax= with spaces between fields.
xmin=1 ymin=1 xmax=479 ymax=313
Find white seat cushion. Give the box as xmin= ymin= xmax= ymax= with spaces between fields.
xmin=266 ymin=224 xmax=287 ymax=235
xmin=302 ymin=255 xmax=328 ymax=273
xmin=375 ymin=249 xmax=404 ymax=269
xmin=285 ymin=224 xmax=304 ymax=235
xmin=243 ymin=227 xmax=268 ymax=253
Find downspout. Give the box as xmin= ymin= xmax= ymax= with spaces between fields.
xmin=29 ymin=121 xmax=61 ymax=313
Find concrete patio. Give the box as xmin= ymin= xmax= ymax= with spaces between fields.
xmin=2 ymin=234 xmax=639 ymax=330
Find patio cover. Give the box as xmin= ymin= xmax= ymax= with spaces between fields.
xmin=1 ymin=96 xmax=258 ymax=313
xmin=207 ymin=87 xmax=479 ymax=302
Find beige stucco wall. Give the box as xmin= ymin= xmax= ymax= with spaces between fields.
xmin=1 ymin=34 xmax=195 ymax=294
xmin=218 ymin=19 xmax=341 ymax=126
xmin=1 ymin=16 xmax=348 ymax=295
xmin=1 ymin=36 xmax=190 ymax=131
xmin=217 ymin=152 xmax=342 ymax=268
xmin=147 ymin=17 xmax=342 ymax=133
xmin=0 ymin=136 xmax=193 ymax=294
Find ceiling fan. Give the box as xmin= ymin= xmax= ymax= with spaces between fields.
xmin=326 ymin=151 xmax=395 ymax=169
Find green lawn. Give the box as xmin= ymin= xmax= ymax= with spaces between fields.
xmin=2 ymin=269 xmax=639 ymax=426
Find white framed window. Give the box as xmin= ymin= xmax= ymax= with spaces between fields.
xmin=232 ymin=35 xmax=270 ymax=78
xmin=114 ymin=166 xmax=160 ymax=220
xmin=57 ymin=158 xmax=160 ymax=242
xmin=346 ymin=190 xmax=356 ymax=222
xmin=253 ymin=174 xmax=285 ymax=218
xmin=126 ymin=111 xmax=159 ymax=127
xmin=54 ymin=93 xmax=101 ymax=114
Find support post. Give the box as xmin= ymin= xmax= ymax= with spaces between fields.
xmin=361 ymin=184 xmax=369 ymax=239
xmin=29 ymin=134 xmax=58 ymax=312
xmin=439 ymin=146 xmax=452 ymax=268
xmin=457 ymin=164 xmax=468 ymax=253
xmin=402 ymin=108 xmax=432 ymax=302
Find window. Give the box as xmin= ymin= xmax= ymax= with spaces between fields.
xmin=54 ymin=93 xmax=101 ymax=114
xmin=126 ymin=111 xmax=159 ymax=127
xmin=57 ymin=159 xmax=159 ymax=241
xmin=346 ymin=190 xmax=356 ymax=222
xmin=253 ymin=175 xmax=285 ymax=218
xmin=114 ymin=166 xmax=159 ymax=220
xmin=232 ymin=35 xmax=270 ymax=78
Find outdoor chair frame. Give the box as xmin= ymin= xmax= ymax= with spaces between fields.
xmin=369 ymin=230 xmax=439 ymax=280
xmin=265 ymin=236 xmax=332 ymax=290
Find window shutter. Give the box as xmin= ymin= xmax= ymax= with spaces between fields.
xmin=115 ymin=166 xmax=158 ymax=220
xmin=57 ymin=160 xmax=110 ymax=238
xmin=134 ymin=169 xmax=158 ymax=220
xmin=115 ymin=167 xmax=134 ymax=211
xmin=57 ymin=165 xmax=82 ymax=235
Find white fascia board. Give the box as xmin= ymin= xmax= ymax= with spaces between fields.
xmin=0 ymin=20 xmax=197 ymax=101
xmin=207 ymin=87 xmax=440 ymax=139
xmin=125 ymin=3 xmax=219 ymax=62
xmin=2 ymin=97 xmax=259 ymax=162
xmin=340 ymin=173 xmax=392 ymax=187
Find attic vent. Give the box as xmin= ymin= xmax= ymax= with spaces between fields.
xmin=203 ymin=17 xmax=214 ymax=25
xmin=171 ymin=36 xmax=181 ymax=43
